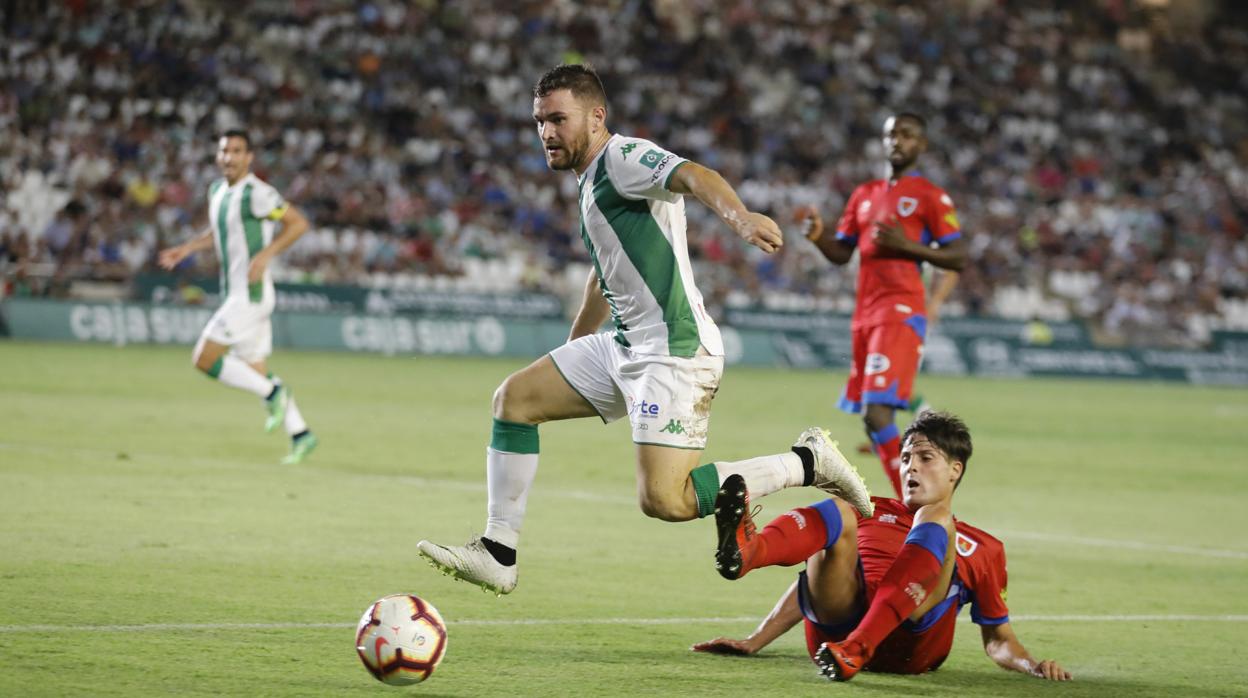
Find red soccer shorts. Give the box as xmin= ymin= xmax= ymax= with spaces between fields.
xmin=838 ymin=320 xmax=924 ymax=414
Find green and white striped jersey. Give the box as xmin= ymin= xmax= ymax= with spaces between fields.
xmin=207 ymin=173 xmax=287 ymax=303
xmin=576 ymin=134 xmax=723 ymax=358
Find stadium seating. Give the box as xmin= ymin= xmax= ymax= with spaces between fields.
xmin=2 ymin=1 xmax=1245 ymax=348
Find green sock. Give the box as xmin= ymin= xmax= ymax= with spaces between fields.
xmin=689 ymin=463 xmax=720 ymax=518
xmin=490 ymin=418 xmax=539 ymax=454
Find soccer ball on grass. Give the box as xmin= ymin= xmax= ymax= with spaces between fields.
xmin=355 ymin=594 xmax=448 ymax=685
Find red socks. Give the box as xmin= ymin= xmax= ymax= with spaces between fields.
xmin=846 ymin=522 xmax=948 ymax=651
xmin=743 ymin=499 xmax=844 ymax=574
xmin=869 ymin=424 xmax=903 ymax=498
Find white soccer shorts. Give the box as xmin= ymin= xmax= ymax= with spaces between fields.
xmin=549 ymin=332 xmax=723 ymax=450
xmin=198 ymin=286 xmax=276 ymax=363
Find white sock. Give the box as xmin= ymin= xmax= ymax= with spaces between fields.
xmin=216 ymin=356 xmax=274 ymax=398
xmin=715 ymin=452 xmax=805 ymax=499
xmin=284 ymin=393 xmax=308 ymax=436
xmin=483 ymin=447 xmax=538 ymax=550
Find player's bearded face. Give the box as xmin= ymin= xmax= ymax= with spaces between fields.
xmin=899 ymin=436 xmax=960 ymax=508
xmin=534 ymin=91 xmax=597 ymax=171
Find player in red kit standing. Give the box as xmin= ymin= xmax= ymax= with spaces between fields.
xmin=798 ymin=113 xmax=968 ymax=497
xmin=692 ymin=411 xmax=1071 ymax=683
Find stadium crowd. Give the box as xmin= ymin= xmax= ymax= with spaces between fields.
xmin=2 ymin=0 xmax=1246 ymax=348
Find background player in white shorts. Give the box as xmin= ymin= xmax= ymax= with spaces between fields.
xmin=418 ymin=65 xmax=874 ymax=595
xmin=159 ymin=129 xmax=318 ymax=465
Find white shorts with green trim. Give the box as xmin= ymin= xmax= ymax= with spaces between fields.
xmin=549 ymin=332 xmax=723 ymax=450
xmin=199 ymin=286 xmax=276 ymax=363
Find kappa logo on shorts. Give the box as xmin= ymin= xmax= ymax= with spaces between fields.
xmin=865 ymin=353 xmax=891 ymax=375
xmin=956 ymin=532 xmax=978 ymax=557
xmin=659 ymin=419 xmax=685 ymax=434
xmin=897 ymin=197 xmax=919 ymax=217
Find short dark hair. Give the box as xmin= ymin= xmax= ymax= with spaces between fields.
xmin=218 ymin=128 xmax=252 ymax=151
xmin=892 ymin=112 xmax=927 ymax=133
xmin=903 ymin=410 xmax=972 ymax=487
xmin=533 ymin=64 xmax=607 ymax=106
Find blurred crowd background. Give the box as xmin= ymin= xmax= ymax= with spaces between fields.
xmin=2 ymin=0 xmax=1246 ymax=349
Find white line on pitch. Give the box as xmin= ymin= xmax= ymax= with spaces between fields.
xmin=0 ymin=615 xmax=1245 ymax=634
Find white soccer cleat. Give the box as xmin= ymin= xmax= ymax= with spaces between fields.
xmin=795 ymin=428 xmax=874 ymax=518
xmin=417 ymin=537 xmax=517 ymax=595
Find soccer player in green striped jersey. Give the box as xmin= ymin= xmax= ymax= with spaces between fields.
xmin=158 ymin=129 xmax=318 ymax=465
xmin=418 ymin=65 xmax=873 ymax=595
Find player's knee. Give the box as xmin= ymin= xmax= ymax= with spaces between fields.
xmin=193 ymin=349 xmax=214 ymax=373
xmin=492 ymin=374 xmax=530 ymax=421
xmin=912 ymin=502 xmax=953 ymax=529
xmin=863 ymin=407 xmax=892 ymax=433
xmin=833 ymin=499 xmax=859 ymax=541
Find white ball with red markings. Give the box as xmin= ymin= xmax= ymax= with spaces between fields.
xmin=355 ymin=594 xmax=448 ymax=685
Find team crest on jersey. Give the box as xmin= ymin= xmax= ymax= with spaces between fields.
xmin=940 ymin=193 xmax=953 ymax=206
xmin=897 ymin=197 xmax=919 ymax=217
xmin=956 ymin=532 xmax=978 ymax=557
xmin=859 ymin=200 xmax=871 ymax=215
xmin=865 ymin=353 xmax=890 ymax=375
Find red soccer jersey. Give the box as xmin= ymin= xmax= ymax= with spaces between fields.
xmin=857 ymin=497 xmax=1011 ymax=626
xmin=834 ymin=175 xmax=962 ymax=329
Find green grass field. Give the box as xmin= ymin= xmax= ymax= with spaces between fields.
xmin=1 ymin=340 xmax=1246 ymax=697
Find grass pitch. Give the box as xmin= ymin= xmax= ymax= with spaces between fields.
xmin=1 ymin=340 xmax=1246 ymax=696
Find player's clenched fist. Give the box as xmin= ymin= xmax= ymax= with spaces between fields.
xmin=734 ymin=211 xmax=783 ymax=253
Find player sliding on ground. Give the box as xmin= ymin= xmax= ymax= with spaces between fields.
xmin=418 ymin=64 xmax=873 ymax=595
xmin=158 ymin=129 xmax=318 ymax=465
xmin=693 ymin=410 xmax=1071 ymax=683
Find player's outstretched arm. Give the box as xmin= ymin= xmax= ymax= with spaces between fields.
xmin=691 ymin=580 xmax=803 ymax=656
xmin=157 ymin=226 xmax=214 ymax=270
xmin=981 ymin=622 xmax=1072 ymax=681
xmin=794 ymin=205 xmax=854 ymax=265
xmin=568 ymin=267 xmax=611 ymax=342
xmin=668 ymin=162 xmax=782 ymax=253
xmin=248 ymin=205 xmax=311 ymax=283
